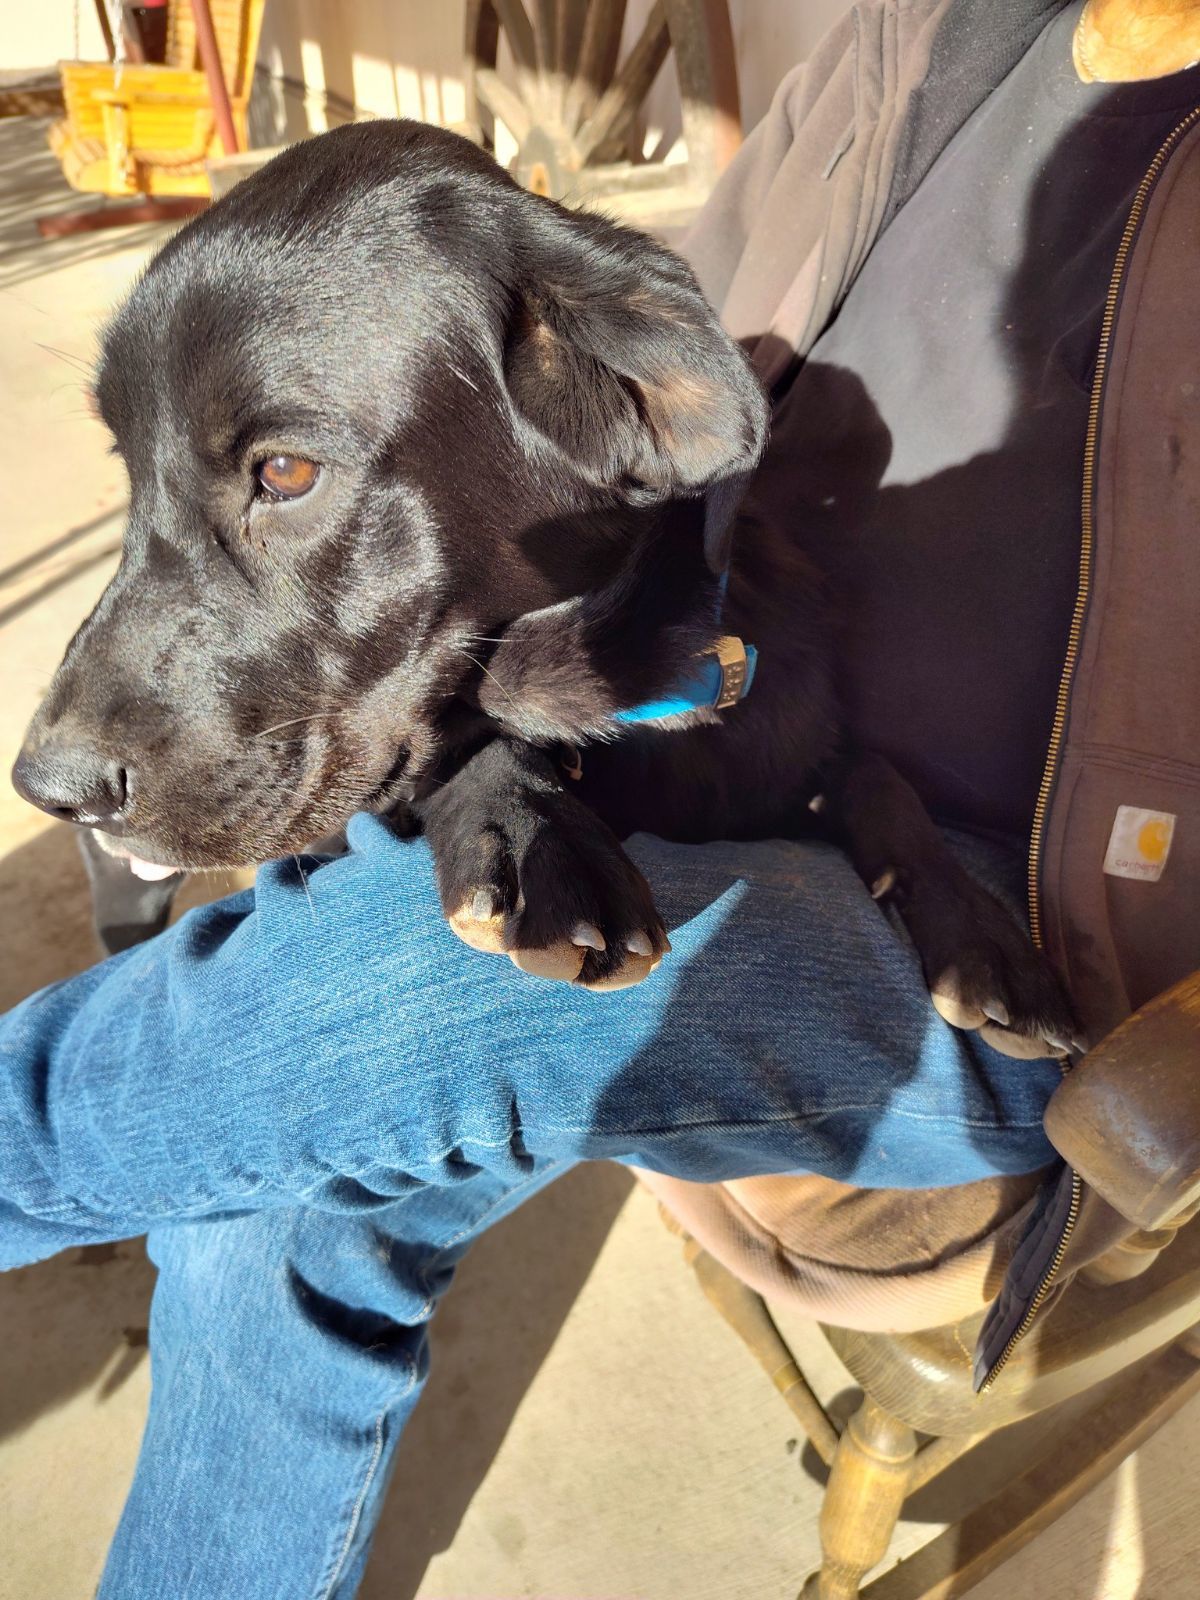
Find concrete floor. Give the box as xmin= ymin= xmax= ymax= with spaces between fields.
xmin=2 ymin=113 xmax=1199 ymax=1600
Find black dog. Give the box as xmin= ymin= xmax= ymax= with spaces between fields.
xmin=13 ymin=121 xmax=1075 ymax=1047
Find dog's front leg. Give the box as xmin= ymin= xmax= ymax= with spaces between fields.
xmin=415 ymin=738 xmax=669 ymax=990
xmin=822 ymin=750 xmax=1082 ymax=1057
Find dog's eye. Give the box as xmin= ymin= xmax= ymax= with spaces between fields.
xmin=255 ymin=455 xmax=319 ymax=500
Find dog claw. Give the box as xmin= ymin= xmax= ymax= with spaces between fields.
xmin=470 ymin=888 xmax=496 ymax=921
xmin=808 ymin=793 xmax=826 ymax=814
xmin=930 ymin=978 xmax=987 ymax=1031
xmin=870 ymin=868 xmax=897 ymax=901
xmin=982 ymin=999 xmax=1011 ymax=1027
xmin=625 ymin=930 xmax=653 ymax=956
xmin=571 ymin=922 xmax=605 ymax=950
xmin=448 ymin=901 xmax=508 ymax=954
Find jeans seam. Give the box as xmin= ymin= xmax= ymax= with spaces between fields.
xmin=8 ymin=1195 xmax=88 ymax=1219
xmin=394 ymin=1110 xmax=1049 ymax=1169
xmin=19 ymin=1101 xmax=1046 ymax=1239
xmin=29 ymin=1178 xmax=273 ymax=1228
xmin=547 ymin=1107 xmax=1051 ymax=1138
xmin=313 ymin=1407 xmax=390 ymax=1600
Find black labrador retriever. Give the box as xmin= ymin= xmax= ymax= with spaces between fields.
xmin=12 ymin=121 xmax=1076 ymax=1051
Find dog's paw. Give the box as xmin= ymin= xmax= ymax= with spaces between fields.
xmin=439 ymin=794 xmax=669 ymax=990
xmin=881 ymin=860 xmax=1082 ymax=1059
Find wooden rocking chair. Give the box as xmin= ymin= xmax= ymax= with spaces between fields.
xmin=647 ymin=969 xmax=1200 ymax=1597
xmin=48 ymin=0 xmax=266 ymax=201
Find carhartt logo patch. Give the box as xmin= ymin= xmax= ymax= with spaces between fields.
xmin=1104 ymin=806 xmax=1176 ymax=882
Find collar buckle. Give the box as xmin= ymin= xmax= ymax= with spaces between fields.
xmin=712 ymin=635 xmax=752 ymax=711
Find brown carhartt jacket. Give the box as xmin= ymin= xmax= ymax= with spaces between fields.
xmin=681 ymin=0 xmax=1200 ymax=1385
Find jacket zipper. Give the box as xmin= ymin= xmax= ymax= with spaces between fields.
xmin=980 ymin=103 xmax=1200 ymax=1393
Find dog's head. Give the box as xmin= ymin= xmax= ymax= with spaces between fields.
xmin=13 ymin=121 xmax=765 ymax=872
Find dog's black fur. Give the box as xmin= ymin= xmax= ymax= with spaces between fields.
xmin=14 ymin=121 xmax=1075 ymax=1043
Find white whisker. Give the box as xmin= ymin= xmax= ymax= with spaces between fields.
xmin=35 ymin=341 xmax=94 ymax=377
xmin=293 ymin=853 xmax=318 ymax=922
xmin=460 ymin=649 xmax=519 ymax=712
xmin=253 ymin=711 xmax=342 ymax=741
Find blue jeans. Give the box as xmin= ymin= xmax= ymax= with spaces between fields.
xmin=0 ymin=815 xmax=1059 ymax=1597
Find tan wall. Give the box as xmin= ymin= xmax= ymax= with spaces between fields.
xmin=253 ymin=0 xmax=851 ymax=146
xmin=255 ymin=0 xmax=471 ymax=139
xmin=2 ymin=1 xmax=849 ymax=153
xmin=1 ymin=1 xmax=108 ymax=71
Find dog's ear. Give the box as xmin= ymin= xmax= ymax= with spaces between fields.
xmin=502 ymin=200 xmax=767 ymax=568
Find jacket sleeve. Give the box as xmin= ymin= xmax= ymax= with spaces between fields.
xmin=681 ymin=0 xmax=964 ymax=377
xmin=678 ymin=6 xmax=868 ymax=372
xmin=679 ymin=56 xmax=825 ymax=314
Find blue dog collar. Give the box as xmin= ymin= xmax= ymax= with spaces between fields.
xmin=614 ymin=635 xmax=758 ymax=725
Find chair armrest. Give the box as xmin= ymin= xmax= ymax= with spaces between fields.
xmin=1044 ymin=971 xmax=1200 ymax=1229
xmin=60 ymin=62 xmax=208 ymax=95
xmin=93 ymin=88 xmax=210 ymax=108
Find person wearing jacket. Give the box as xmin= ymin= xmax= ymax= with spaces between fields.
xmin=2 ymin=0 xmax=1197 ymax=1592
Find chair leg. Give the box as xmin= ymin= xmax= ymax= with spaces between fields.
xmin=802 ymin=1396 xmax=916 ymax=1600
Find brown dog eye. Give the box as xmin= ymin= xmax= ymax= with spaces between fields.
xmin=256 ymin=455 xmax=319 ymax=499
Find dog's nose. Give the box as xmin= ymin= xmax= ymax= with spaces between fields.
xmin=11 ymin=743 xmax=129 ymax=825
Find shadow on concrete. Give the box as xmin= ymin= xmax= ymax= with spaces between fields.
xmin=0 ymin=822 xmax=157 ymax=1446
xmin=361 ymin=1162 xmax=634 ymax=1600
xmin=0 ymin=818 xmax=101 ymax=1013
xmin=0 ymin=116 xmax=179 ymax=295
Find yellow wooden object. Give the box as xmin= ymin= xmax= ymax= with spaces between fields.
xmin=48 ymin=1 xmax=266 ymax=199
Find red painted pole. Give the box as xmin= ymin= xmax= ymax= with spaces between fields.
xmin=190 ymin=0 xmax=241 ymax=156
